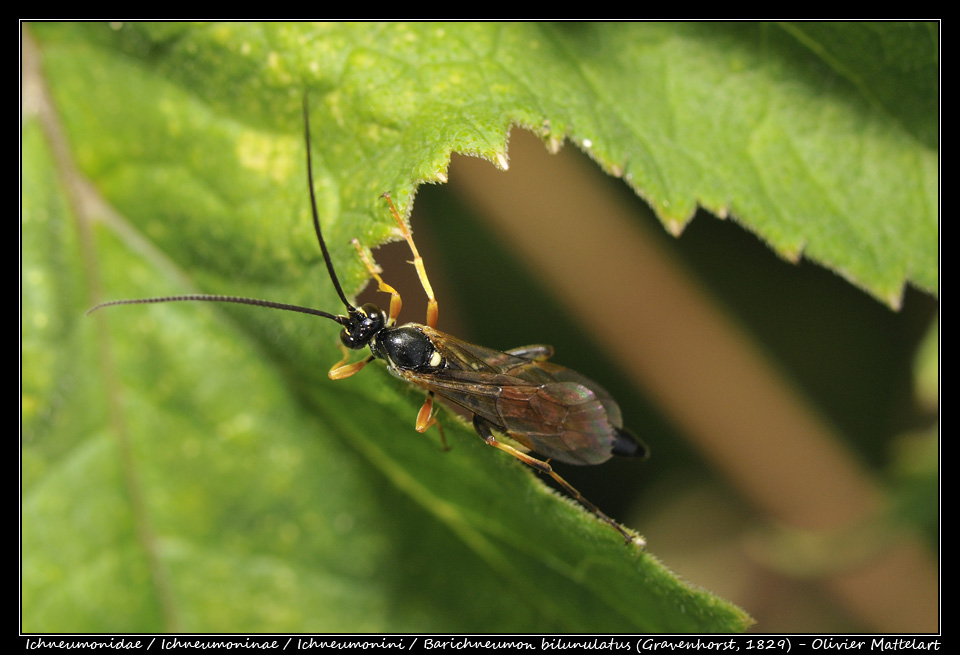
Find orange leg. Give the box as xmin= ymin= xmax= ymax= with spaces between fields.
xmin=381 ymin=193 xmax=439 ymax=328
xmin=351 ymin=239 xmax=402 ymax=325
xmin=328 ymin=343 xmax=374 ymax=380
xmin=415 ymin=392 xmax=449 ymax=451
xmin=472 ymin=416 xmax=643 ymax=546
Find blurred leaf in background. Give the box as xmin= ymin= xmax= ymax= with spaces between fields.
xmin=22 ymin=22 xmax=936 ymax=633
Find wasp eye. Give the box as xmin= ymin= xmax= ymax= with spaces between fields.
xmin=340 ymin=329 xmax=359 ymax=349
xmin=357 ymin=305 xmax=384 ymax=335
xmin=360 ymin=304 xmax=384 ymax=324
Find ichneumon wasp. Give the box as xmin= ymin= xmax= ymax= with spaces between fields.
xmin=88 ymin=96 xmax=650 ymax=545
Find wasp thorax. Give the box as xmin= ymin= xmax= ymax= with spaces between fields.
xmin=375 ymin=326 xmax=441 ymax=371
xmin=340 ymin=303 xmax=386 ymax=349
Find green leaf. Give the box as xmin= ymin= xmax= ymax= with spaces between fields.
xmin=23 ymin=22 xmax=765 ymax=633
xmin=35 ymin=22 xmax=938 ymax=304
xmin=24 ymin=21 xmax=938 ymax=633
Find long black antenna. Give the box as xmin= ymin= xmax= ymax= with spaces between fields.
xmin=87 ymin=94 xmax=354 ymax=326
xmin=303 ymin=94 xmax=354 ymax=312
xmin=86 ymin=295 xmax=343 ymax=320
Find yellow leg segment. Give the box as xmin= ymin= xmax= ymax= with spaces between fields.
xmin=472 ymin=415 xmax=643 ymax=546
xmin=416 ymin=392 xmax=449 ymax=451
xmin=329 ymin=344 xmax=374 ymax=380
xmin=352 ymin=239 xmax=402 ymax=324
xmin=381 ymin=193 xmax=439 ymax=328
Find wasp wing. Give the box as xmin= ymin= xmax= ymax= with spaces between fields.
xmin=403 ymin=327 xmax=625 ymax=465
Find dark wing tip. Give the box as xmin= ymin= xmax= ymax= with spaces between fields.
xmin=612 ymin=427 xmax=650 ymax=460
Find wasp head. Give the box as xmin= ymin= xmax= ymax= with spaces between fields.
xmin=338 ymin=303 xmax=386 ymax=350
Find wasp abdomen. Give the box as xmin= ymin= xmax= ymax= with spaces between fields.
xmin=612 ymin=427 xmax=649 ymax=460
